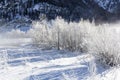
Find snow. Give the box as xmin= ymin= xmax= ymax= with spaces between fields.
xmin=0 ymin=47 xmax=90 ymax=80
xmin=0 ymin=31 xmax=91 ymax=80
xmin=0 ymin=23 xmax=120 ymax=80
xmin=33 ymin=4 xmax=40 ymax=11
xmin=0 ymin=36 xmax=116 ymax=80
xmin=94 ymin=0 xmax=119 ymax=13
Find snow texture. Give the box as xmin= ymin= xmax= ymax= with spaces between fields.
xmin=0 ymin=19 xmax=120 ymax=80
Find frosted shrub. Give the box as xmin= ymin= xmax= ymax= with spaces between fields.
xmin=29 ymin=20 xmax=54 ymax=49
xmin=30 ymin=18 xmax=120 ymax=66
xmin=88 ymin=24 xmax=120 ymax=67
xmin=29 ymin=18 xmax=94 ymax=51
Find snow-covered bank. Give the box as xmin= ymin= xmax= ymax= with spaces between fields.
xmin=0 ymin=29 xmax=93 ymax=80
xmin=1 ymin=19 xmax=120 ymax=80
xmin=0 ymin=47 xmax=91 ymax=80
xmin=0 ymin=45 xmax=118 ymax=80
xmin=0 ymin=29 xmax=92 ymax=80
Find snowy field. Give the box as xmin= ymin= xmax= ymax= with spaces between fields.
xmin=0 ymin=20 xmax=120 ymax=80
xmin=0 ymin=36 xmax=91 ymax=80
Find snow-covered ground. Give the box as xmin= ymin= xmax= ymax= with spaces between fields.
xmin=0 ymin=37 xmax=90 ymax=80
xmin=0 ymin=35 xmax=90 ymax=80
xmin=0 ymin=24 xmax=119 ymax=80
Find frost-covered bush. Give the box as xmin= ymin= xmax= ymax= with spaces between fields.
xmin=30 ymin=17 xmax=120 ymax=66
xmin=29 ymin=18 xmax=94 ymax=51
xmin=88 ymin=24 xmax=120 ymax=67
xmin=29 ymin=20 xmax=53 ymax=49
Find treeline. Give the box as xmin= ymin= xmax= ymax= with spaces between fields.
xmin=0 ymin=0 xmax=41 ymax=20
xmin=0 ymin=0 xmax=118 ymax=22
xmin=0 ymin=0 xmax=69 ymax=21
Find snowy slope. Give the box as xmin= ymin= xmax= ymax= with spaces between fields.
xmin=94 ymin=0 xmax=120 ymax=13
xmin=0 ymin=30 xmax=119 ymax=80
xmin=1 ymin=38 xmax=120 ymax=80
xmin=0 ymin=30 xmax=91 ymax=80
xmin=0 ymin=29 xmax=90 ymax=80
xmin=0 ymin=37 xmax=91 ymax=80
xmin=0 ymin=0 xmax=118 ymax=22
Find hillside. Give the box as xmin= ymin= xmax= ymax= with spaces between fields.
xmin=0 ymin=0 xmax=119 ymax=22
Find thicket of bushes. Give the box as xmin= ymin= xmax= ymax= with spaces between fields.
xmin=88 ymin=25 xmax=120 ymax=66
xmin=29 ymin=18 xmax=93 ymax=52
xmin=29 ymin=18 xmax=120 ymax=67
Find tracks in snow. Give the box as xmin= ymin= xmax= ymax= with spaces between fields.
xmin=0 ymin=48 xmax=91 ymax=80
